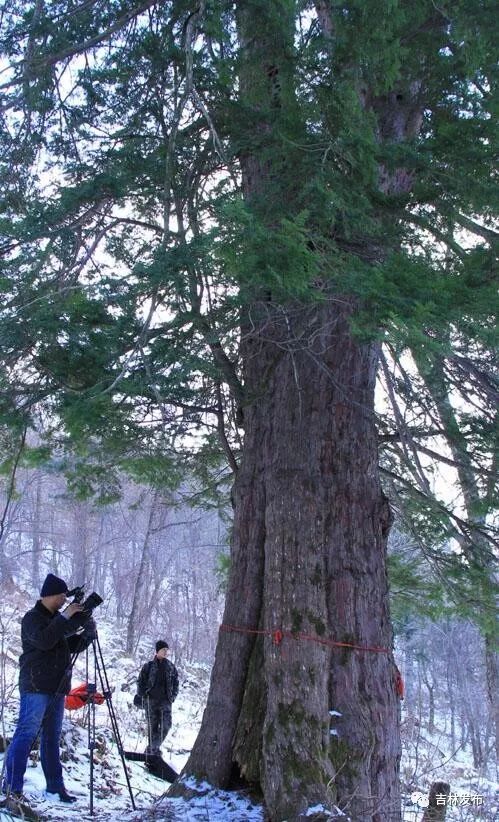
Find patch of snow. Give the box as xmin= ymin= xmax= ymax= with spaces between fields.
xmin=305 ymin=803 xmax=346 ymax=817
xmin=178 ymin=774 xmax=213 ymax=792
xmin=161 ymin=788 xmax=264 ymax=821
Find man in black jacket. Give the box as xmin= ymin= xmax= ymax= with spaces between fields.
xmin=136 ymin=640 xmax=179 ymax=755
xmin=3 ymin=573 xmax=96 ymax=804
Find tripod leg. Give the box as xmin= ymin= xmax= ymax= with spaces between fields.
xmin=85 ymin=646 xmax=97 ymax=816
xmin=145 ymin=699 xmax=155 ymax=754
xmin=89 ymin=699 xmax=95 ymax=817
xmin=92 ymin=637 xmax=136 ymax=811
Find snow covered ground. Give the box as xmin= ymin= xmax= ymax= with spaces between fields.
xmin=400 ymin=713 xmax=498 ymax=822
xmin=0 ymin=600 xmax=265 ymax=821
xmin=0 ymin=601 xmax=497 ymax=821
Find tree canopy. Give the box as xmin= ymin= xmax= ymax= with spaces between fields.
xmin=1 ymin=0 xmax=496 ymax=633
xmin=0 ymin=1 xmax=497 ymax=819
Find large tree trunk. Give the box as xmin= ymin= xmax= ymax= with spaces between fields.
xmin=175 ymin=301 xmax=400 ymax=821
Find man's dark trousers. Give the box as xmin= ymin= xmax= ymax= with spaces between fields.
xmin=145 ymin=699 xmax=172 ymax=754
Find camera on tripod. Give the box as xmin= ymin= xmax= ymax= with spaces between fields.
xmin=67 ymin=585 xmax=103 ymax=614
xmin=66 ymin=586 xmax=103 ymax=632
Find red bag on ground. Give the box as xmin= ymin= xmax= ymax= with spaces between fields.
xmin=65 ymin=682 xmax=105 ymax=710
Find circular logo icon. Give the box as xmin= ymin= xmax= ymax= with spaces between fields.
xmin=410 ymin=791 xmax=429 ymax=808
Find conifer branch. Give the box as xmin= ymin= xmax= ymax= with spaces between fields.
xmin=455 ymin=214 xmax=499 ymax=245
xmin=215 ymin=383 xmax=239 ymax=475
xmin=380 ymin=467 xmax=498 ymax=555
xmin=0 ymin=0 xmax=158 ymax=91
xmin=405 ymin=212 xmax=466 ymax=260
xmin=380 ymin=351 xmax=433 ymax=496
xmin=445 ymin=356 xmax=499 ymax=409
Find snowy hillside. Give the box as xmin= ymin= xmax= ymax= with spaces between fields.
xmin=0 ymin=596 xmax=264 ymax=821
xmin=1 ymin=595 xmax=497 ymax=821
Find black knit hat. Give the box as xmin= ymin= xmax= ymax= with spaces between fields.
xmin=155 ymin=640 xmax=169 ymax=653
xmin=40 ymin=573 xmax=68 ymax=597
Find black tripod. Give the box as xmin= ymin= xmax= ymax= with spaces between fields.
xmin=72 ymin=634 xmax=136 ymax=814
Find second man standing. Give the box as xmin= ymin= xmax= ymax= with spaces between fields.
xmin=136 ymin=640 xmax=179 ymax=755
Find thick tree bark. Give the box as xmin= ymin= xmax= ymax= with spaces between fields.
xmin=257 ymin=304 xmax=400 ymax=821
xmin=174 ymin=301 xmax=401 ymax=821
xmin=174 ymin=384 xmax=267 ymax=784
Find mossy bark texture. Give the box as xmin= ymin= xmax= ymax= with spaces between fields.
xmin=176 ymin=296 xmax=401 ymax=821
